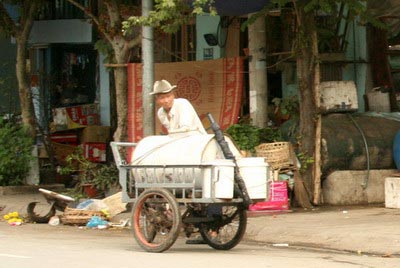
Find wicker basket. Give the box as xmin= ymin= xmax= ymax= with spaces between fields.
xmin=60 ymin=207 xmax=107 ymax=226
xmin=255 ymin=142 xmax=292 ymax=169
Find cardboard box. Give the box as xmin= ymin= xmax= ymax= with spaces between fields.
xmin=52 ymin=142 xmax=79 ymax=165
xmin=79 ymin=126 xmax=111 ymax=143
xmin=51 ymin=130 xmax=79 ymax=144
xmin=82 ymin=142 xmax=106 ymax=162
xmin=52 ymin=104 xmax=100 ymax=131
xmin=249 ymin=181 xmax=289 ymax=211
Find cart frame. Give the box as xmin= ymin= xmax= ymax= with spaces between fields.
xmin=111 ymin=141 xmax=244 ymax=204
xmin=110 ymin=141 xmax=247 ymax=253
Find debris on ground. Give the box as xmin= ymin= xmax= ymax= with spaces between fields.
xmin=48 ymin=215 xmax=61 ymax=226
xmin=86 ymin=216 xmax=109 ymax=229
xmin=27 ymin=201 xmax=56 ymax=223
xmin=3 ymin=211 xmax=23 ymax=226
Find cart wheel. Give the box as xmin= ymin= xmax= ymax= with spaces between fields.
xmin=199 ymin=205 xmax=247 ymax=250
xmin=131 ymin=188 xmax=182 ymax=253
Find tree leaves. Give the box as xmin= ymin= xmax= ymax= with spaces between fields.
xmin=226 ymin=122 xmax=282 ymax=152
xmin=0 ymin=119 xmax=33 ymax=186
xmin=123 ymin=0 xmax=216 ymax=34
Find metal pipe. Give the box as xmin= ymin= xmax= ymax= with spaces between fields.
xmin=142 ymin=0 xmax=155 ymax=137
xmin=347 ymin=114 xmax=370 ymax=189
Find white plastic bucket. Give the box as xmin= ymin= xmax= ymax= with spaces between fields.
xmin=237 ymin=157 xmax=268 ymax=199
xmin=202 ymin=159 xmax=235 ymax=199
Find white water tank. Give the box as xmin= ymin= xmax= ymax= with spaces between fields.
xmin=131 ymin=134 xmax=241 ymax=165
xmin=131 ymin=134 xmax=241 ymax=190
xmin=131 ymin=134 xmax=268 ymax=200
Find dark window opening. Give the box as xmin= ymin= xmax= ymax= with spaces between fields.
xmin=50 ymin=44 xmax=97 ymax=108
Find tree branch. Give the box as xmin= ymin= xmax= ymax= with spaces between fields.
xmin=127 ymin=34 xmax=142 ymax=49
xmin=65 ymin=0 xmax=113 ymax=44
xmin=291 ymin=0 xmax=301 ymax=27
xmin=0 ymin=3 xmax=18 ymax=35
xmin=20 ymin=1 xmax=40 ymax=41
xmin=103 ymin=0 xmax=121 ymax=30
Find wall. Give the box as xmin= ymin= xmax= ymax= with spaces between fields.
xmin=29 ymin=19 xmax=92 ymax=44
xmin=281 ymin=20 xmax=369 ymax=113
xmin=322 ymin=169 xmax=396 ymax=205
xmin=343 ymin=21 xmax=368 ymax=112
xmin=196 ymin=14 xmax=223 ymax=60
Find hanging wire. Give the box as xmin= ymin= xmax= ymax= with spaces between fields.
xmin=347 ymin=113 xmax=370 ymax=189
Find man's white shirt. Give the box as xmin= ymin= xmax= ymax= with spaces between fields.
xmin=157 ymin=98 xmax=207 ymax=134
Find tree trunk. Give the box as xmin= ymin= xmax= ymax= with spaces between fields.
xmin=112 ymin=41 xmax=129 ymax=142
xmin=16 ymin=38 xmax=36 ymax=138
xmin=248 ymin=13 xmax=268 ymax=128
xmin=296 ymin=2 xmax=320 ymax=200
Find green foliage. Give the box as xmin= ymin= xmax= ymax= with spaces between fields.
xmin=272 ymin=95 xmax=299 ymax=117
xmin=0 ymin=118 xmax=33 ymax=186
xmin=226 ymin=121 xmax=282 ymax=152
xmin=226 ymin=124 xmax=261 ymax=152
xmin=91 ymin=164 xmax=119 ymax=192
xmin=59 ymin=149 xmax=119 ymax=193
xmin=123 ymin=0 xmax=216 ymax=34
xmin=94 ymin=39 xmax=114 ymax=64
xmin=297 ymin=151 xmax=314 ymax=174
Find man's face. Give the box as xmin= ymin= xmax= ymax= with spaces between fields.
xmin=155 ymin=91 xmax=175 ymax=112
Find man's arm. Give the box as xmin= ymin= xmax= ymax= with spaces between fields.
xmin=173 ymin=99 xmax=205 ymax=133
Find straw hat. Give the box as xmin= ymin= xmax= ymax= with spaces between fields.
xmin=150 ymin=80 xmax=177 ymax=95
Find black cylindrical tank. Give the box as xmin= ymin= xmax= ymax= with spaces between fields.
xmin=321 ymin=113 xmax=400 ymax=174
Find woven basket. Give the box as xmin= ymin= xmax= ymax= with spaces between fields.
xmin=255 ymin=142 xmax=292 ymax=169
xmin=60 ymin=207 xmax=107 ymax=226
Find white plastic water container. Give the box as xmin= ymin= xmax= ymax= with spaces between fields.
xmin=237 ymin=157 xmax=268 ymax=199
xmin=202 ymin=159 xmax=235 ymax=199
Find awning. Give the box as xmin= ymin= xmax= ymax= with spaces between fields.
xmin=213 ymin=0 xmax=270 ymax=16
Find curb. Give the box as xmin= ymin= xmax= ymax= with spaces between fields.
xmin=0 ymin=184 xmax=65 ymax=195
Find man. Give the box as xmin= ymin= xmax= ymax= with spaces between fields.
xmin=150 ymin=79 xmax=206 ymax=135
xmin=150 ymin=79 xmax=214 ymax=244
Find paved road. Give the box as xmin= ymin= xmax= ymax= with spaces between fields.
xmin=2 ymin=192 xmax=400 ymax=256
xmin=1 ymin=223 xmax=399 ymax=268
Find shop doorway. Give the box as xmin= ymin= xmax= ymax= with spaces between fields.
xmin=50 ymin=44 xmax=97 ymax=108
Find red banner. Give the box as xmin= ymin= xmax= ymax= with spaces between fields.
xmin=127 ymin=57 xmax=244 ymax=142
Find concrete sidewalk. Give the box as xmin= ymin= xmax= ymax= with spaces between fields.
xmin=1 ymin=188 xmax=400 ymax=256
xmin=246 ymin=206 xmax=400 ymax=256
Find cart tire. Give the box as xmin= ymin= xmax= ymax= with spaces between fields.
xmin=131 ymin=188 xmax=181 ymax=253
xmin=199 ymin=205 xmax=247 ymax=250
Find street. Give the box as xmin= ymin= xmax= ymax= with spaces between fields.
xmin=0 ymin=223 xmax=399 ymax=268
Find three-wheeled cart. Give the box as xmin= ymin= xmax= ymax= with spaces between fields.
xmin=110 ymin=136 xmax=261 ymax=253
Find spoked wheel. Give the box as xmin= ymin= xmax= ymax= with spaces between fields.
xmin=199 ymin=204 xmax=247 ymax=250
xmin=131 ymin=188 xmax=182 ymax=253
